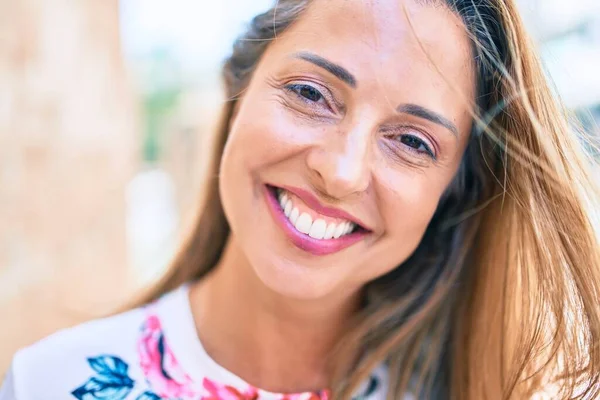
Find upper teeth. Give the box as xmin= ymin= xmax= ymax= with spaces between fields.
xmin=277 ymin=190 xmax=355 ymax=240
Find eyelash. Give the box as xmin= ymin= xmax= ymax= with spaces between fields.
xmin=284 ymin=82 xmax=332 ymax=111
xmin=392 ymin=132 xmax=436 ymax=160
xmin=284 ymin=82 xmax=436 ymax=160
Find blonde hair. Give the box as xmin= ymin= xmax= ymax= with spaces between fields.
xmin=128 ymin=0 xmax=600 ymax=398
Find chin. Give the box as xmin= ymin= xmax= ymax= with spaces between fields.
xmin=248 ymin=250 xmax=352 ymax=300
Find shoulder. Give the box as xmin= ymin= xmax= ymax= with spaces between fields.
xmin=25 ymin=305 xmax=146 ymax=357
xmin=4 ymin=303 xmax=150 ymax=399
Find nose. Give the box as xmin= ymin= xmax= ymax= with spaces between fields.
xmin=306 ymin=123 xmax=372 ymax=200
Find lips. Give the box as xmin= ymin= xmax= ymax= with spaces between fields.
xmin=263 ymin=184 xmax=370 ymax=256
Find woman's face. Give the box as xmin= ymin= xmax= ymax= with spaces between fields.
xmin=219 ymin=0 xmax=476 ymax=300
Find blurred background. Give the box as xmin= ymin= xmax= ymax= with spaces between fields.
xmin=0 ymin=0 xmax=599 ymax=376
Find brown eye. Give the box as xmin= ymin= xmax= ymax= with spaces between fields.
xmin=398 ymin=134 xmax=435 ymax=159
xmin=286 ymin=84 xmax=325 ymax=103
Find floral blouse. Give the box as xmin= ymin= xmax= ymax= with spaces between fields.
xmin=0 ymin=285 xmax=388 ymax=400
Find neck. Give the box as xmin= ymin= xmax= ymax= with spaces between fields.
xmin=189 ymin=235 xmax=362 ymax=393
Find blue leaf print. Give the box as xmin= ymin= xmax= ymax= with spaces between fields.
xmin=71 ymin=380 xmax=131 ymax=400
xmin=136 ymin=392 xmax=162 ymax=400
xmin=88 ymin=356 xmax=129 ymax=377
xmin=71 ymin=355 xmax=135 ymax=400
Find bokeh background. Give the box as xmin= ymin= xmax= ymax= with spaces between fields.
xmin=0 ymin=0 xmax=599 ymax=376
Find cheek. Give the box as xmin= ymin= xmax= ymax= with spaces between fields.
xmin=385 ymin=192 xmax=438 ymax=248
xmin=225 ymin=97 xmax=316 ymax=173
xmin=381 ymin=166 xmax=448 ymax=229
xmin=363 ymin=168 xmax=451 ymax=276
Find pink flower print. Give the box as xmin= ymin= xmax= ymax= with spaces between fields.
xmin=201 ymin=378 xmax=259 ymax=400
xmin=137 ymin=313 xmax=332 ymax=400
xmin=280 ymin=390 xmax=330 ymax=400
xmin=138 ymin=314 xmax=202 ymax=399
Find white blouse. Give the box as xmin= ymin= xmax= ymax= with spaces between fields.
xmin=0 ymin=285 xmax=389 ymax=400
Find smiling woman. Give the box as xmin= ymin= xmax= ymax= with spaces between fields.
xmin=2 ymin=0 xmax=600 ymax=399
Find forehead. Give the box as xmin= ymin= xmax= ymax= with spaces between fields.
xmin=265 ymin=0 xmax=476 ymax=121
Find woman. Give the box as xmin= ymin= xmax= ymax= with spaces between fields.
xmin=1 ymin=0 xmax=599 ymax=398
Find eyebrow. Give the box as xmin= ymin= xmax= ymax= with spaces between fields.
xmin=293 ymin=52 xmax=357 ymax=88
xmin=396 ymin=103 xmax=458 ymax=137
xmin=292 ymin=52 xmax=457 ymax=137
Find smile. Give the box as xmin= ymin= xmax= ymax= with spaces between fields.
xmin=276 ymin=188 xmax=356 ymax=240
xmin=264 ymin=184 xmax=369 ymax=256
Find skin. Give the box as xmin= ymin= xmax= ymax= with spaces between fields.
xmin=190 ymin=0 xmax=476 ymax=393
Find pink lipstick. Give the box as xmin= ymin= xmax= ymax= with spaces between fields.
xmin=263 ymin=185 xmax=369 ymax=256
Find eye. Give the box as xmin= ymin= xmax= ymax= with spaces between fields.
xmin=397 ymin=134 xmax=436 ymax=159
xmin=285 ymin=83 xmax=327 ymax=105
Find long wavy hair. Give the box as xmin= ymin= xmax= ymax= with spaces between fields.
xmin=129 ymin=0 xmax=600 ymax=398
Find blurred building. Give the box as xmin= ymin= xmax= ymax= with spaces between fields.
xmin=0 ymin=0 xmax=137 ymax=373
